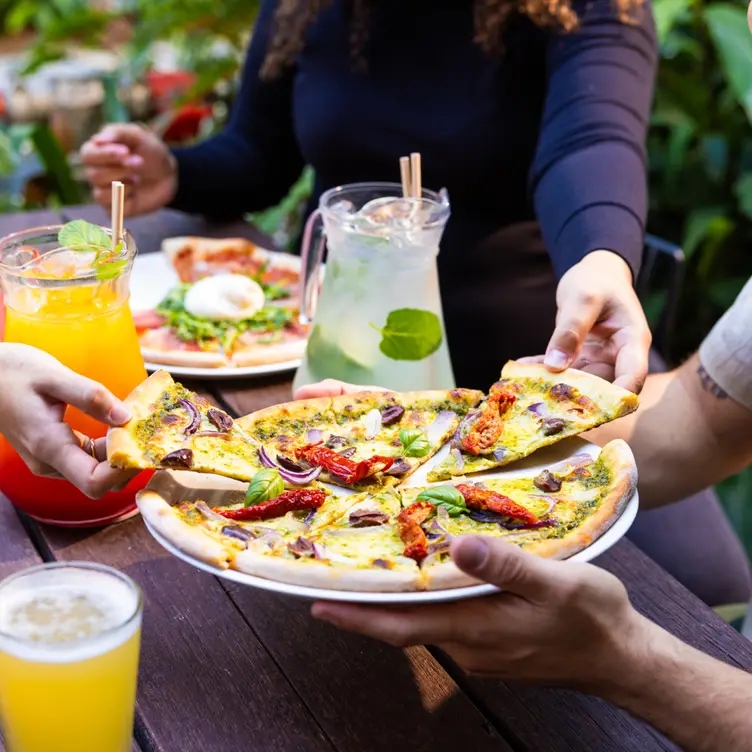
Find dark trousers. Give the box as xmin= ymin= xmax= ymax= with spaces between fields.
xmin=440 ymin=221 xmax=752 ymax=607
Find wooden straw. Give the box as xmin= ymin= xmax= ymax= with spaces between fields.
xmin=410 ymin=152 xmax=422 ymax=199
xmin=399 ymin=156 xmax=411 ymax=198
xmin=111 ymin=181 xmax=125 ymax=252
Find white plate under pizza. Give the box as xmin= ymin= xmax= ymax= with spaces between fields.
xmin=129 ymin=237 xmax=307 ymax=379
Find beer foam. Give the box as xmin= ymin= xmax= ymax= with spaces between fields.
xmin=0 ymin=566 xmax=140 ymax=663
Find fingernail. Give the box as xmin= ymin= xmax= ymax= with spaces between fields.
xmin=108 ymin=404 xmax=131 ymax=424
xmin=545 ymin=349 xmax=569 ymax=369
xmin=124 ymin=155 xmax=143 ymax=167
xmin=455 ymin=537 xmax=489 ymax=573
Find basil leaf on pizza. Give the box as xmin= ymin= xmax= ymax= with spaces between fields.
xmin=400 ymin=428 xmax=430 ymax=458
xmin=417 ymin=485 xmax=467 ymax=516
xmin=245 ymin=469 xmax=285 ymax=506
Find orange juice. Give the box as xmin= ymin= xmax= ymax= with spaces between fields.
xmin=0 ymin=227 xmax=150 ymax=525
xmin=3 ymin=284 xmax=146 ymax=435
xmin=0 ymin=563 xmax=142 ymax=752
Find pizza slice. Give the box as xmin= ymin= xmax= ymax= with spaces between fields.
xmin=427 ymin=361 xmax=639 ymax=481
xmin=107 ymin=370 xmax=265 ymax=481
xmin=404 ymin=439 xmax=636 ymax=588
xmin=239 ymin=388 xmax=484 ymax=490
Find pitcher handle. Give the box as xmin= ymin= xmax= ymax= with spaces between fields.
xmin=299 ymin=209 xmax=326 ymax=325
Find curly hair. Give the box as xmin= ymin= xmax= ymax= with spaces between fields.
xmin=260 ymin=0 xmax=643 ymax=79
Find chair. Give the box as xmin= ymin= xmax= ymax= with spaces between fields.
xmin=636 ymin=234 xmax=686 ymax=365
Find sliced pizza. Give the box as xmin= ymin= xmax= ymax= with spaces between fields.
xmin=238 ymin=388 xmax=484 ymax=490
xmin=137 ymin=439 xmax=636 ymax=592
xmin=107 ymin=370 xmax=265 ymax=481
xmin=427 ymin=361 xmax=639 ymax=481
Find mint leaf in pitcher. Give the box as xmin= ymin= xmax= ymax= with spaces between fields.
xmin=58 ymin=220 xmax=112 ymax=253
xmin=372 ymin=308 xmax=443 ymax=361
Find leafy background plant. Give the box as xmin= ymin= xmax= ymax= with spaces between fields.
xmin=3 ymin=0 xmax=752 ymax=550
xmin=648 ymin=0 xmax=752 ymax=551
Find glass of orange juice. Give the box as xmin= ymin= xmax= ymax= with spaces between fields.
xmin=0 ymin=562 xmax=142 ymax=752
xmin=0 ymin=224 xmax=150 ymax=525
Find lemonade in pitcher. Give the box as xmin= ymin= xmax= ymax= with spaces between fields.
xmin=0 ymin=563 xmax=142 ymax=752
xmin=293 ymin=183 xmax=455 ymax=392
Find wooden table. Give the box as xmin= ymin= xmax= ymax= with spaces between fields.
xmin=1 ymin=206 xmax=752 ymax=751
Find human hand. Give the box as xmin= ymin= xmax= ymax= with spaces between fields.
xmin=0 ymin=344 xmax=138 ymax=498
xmin=80 ymin=124 xmax=177 ymax=216
xmin=293 ymin=379 xmax=387 ymax=400
xmin=312 ymin=535 xmax=655 ymax=689
xmin=522 ymin=251 xmax=651 ymax=393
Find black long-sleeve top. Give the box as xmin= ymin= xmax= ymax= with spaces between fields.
xmin=171 ymin=0 xmax=657 ymax=386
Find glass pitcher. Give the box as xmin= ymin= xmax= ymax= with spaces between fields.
xmin=0 ymin=225 xmax=150 ymax=527
xmin=293 ymin=182 xmax=455 ymax=392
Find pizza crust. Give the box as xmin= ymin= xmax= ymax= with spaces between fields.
xmin=137 ymin=490 xmax=232 ymax=569
xmin=141 ymin=346 xmax=229 ymax=368
xmin=232 ymin=549 xmax=421 ymax=591
xmin=231 ymin=339 xmax=306 ymax=367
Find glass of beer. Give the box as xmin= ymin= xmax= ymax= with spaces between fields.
xmin=0 ymin=562 xmax=142 ymax=752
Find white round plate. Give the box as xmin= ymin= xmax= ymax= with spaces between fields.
xmin=142 ymin=437 xmax=639 ymax=604
xmin=130 ymin=248 xmax=303 ymax=380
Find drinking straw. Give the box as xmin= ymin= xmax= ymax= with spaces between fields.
xmin=399 ymin=156 xmax=411 ymax=198
xmin=111 ymin=181 xmax=125 ymax=253
xmin=410 ymin=152 xmax=422 ymax=198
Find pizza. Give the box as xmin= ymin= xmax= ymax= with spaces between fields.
xmin=107 ymin=370 xmax=265 ymax=482
xmin=137 ymin=439 xmax=636 ymax=591
xmin=236 ymin=387 xmax=484 ymax=490
xmin=161 ymin=236 xmax=299 ymax=294
xmin=132 ymin=236 xmax=308 ymax=369
xmin=110 ymin=363 xmax=639 ymax=591
xmin=427 ymin=360 xmax=638 ymax=481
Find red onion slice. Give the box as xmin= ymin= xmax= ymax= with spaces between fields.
xmin=362 ymin=409 xmax=382 ymax=440
xmin=178 ymin=398 xmax=201 ymax=435
xmin=306 ymin=428 xmax=323 ymax=443
xmin=196 ymin=500 xmax=227 ymax=522
xmin=492 ymin=447 xmax=507 ymax=462
xmin=257 ymin=446 xmax=277 ymax=469
xmin=547 ymin=454 xmax=593 ymax=475
xmin=450 ymin=410 xmax=479 ymax=449
xmin=527 ymin=495 xmax=557 ymax=516
xmin=527 ymin=401 xmax=550 ymax=418
xmin=256 ymin=446 xmax=321 ymax=484
xmin=278 ymin=465 xmax=322 ymax=485
xmin=425 ymin=410 xmax=456 ymax=445
xmin=450 ymin=447 xmax=465 ymax=472
xmin=193 ymin=431 xmax=230 ymax=439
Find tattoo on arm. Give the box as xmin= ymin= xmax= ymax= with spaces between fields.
xmin=697 ymin=364 xmax=728 ymax=399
